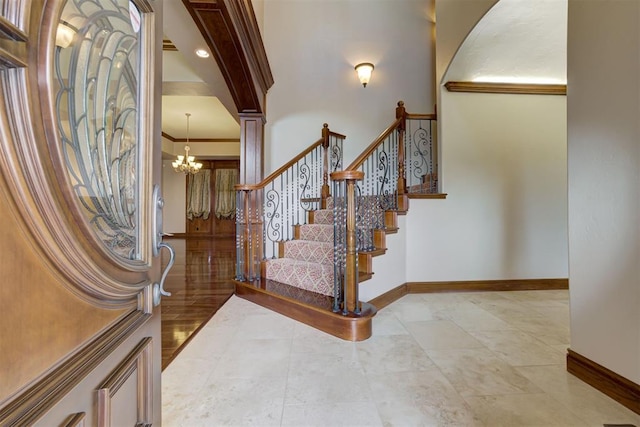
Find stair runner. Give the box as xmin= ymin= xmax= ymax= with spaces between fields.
xmin=264 ymin=208 xmax=335 ymax=296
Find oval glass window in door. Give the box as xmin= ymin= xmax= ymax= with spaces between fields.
xmin=53 ymin=0 xmax=142 ymax=261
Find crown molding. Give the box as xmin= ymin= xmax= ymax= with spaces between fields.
xmin=162 ymin=131 xmax=239 ymax=143
xmin=445 ymin=81 xmax=566 ymax=95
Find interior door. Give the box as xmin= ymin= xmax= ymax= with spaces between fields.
xmin=0 ymin=0 xmax=167 ymax=425
xmin=186 ymin=159 xmax=239 ymax=236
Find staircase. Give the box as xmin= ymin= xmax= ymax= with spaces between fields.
xmin=234 ymin=102 xmax=437 ymax=341
xmin=264 ymin=206 xmax=335 ymax=296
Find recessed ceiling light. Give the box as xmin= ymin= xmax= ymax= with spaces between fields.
xmin=195 ymin=49 xmax=210 ymax=58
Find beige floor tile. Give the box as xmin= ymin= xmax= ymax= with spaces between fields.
xmin=211 ymin=338 xmax=292 ymax=379
xmin=404 ymin=320 xmax=485 ymax=350
xmin=163 ymin=291 xmax=637 ymax=427
xmin=356 ymin=334 xmax=434 ymax=375
xmin=165 ymin=375 xmax=286 ymax=426
xmin=468 ymin=329 xmax=566 ymax=366
xmin=386 ymin=297 xmax=447 ymax=322
xmin=371 ymin=310 xmax=410 ymax=336
xmin=507 ymin=315 xmax=570 ymax=346
xmin=235 ymin=311 xmax=297 ymax=340
xmin=427 ymin=348 xmax=542 ymax=397
xmin=281 ymin=402 xmax=383 ymax=427
xmin=288 ymin=349 xmax=362 ymax=378
xmin=284 ymin=370 xmax=372 ymax=406
xmin=464 ymin=393 xmax=588 ymax=426
xmin=472 ymin=299 xmax=542 ymax=320
xmin=368 ymin=369 xmax=482 ymax=426
xmin=516 ymin=364 xmax=640 ymax=426
xmin=291 ymin=324 xmax=358 ymax=354
xmin=444 ymin=306 xmax=515 ymax=331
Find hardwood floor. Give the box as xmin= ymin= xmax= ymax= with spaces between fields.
xmin=160 ymin=236 xmax=236 ymax=370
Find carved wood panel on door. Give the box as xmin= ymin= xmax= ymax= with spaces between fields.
xmin=0 ymin=0 xmax=165 ymax=425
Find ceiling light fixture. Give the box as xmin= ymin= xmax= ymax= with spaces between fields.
xmin=355 ymin=62 xmax=374 ymax=87
xmin=55 ymin=21 xmax=77 ymax=48
xmin=172 ymin=113 xmax=203 ymax=175
xmin=195 ymin=49 xmax=210 ymax=58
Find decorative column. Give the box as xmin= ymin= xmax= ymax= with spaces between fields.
xmin=330 ymin=170 xmax=364 ymax=314
xmin=238 ymin=113 xmax=266 ymax=280
xmin=396 ymin=101 xmax=407 ymax=195
xmin=239 ymin=112 xmax=266 ymax=185
xmin=321 ymin=123 xmax=331 ymax=209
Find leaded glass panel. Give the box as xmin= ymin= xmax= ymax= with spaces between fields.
xmin=54 ymin=0 xmax=142 ymax=260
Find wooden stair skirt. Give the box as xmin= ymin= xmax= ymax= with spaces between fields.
xmin=234 ymin=279 xmax=376 ymax=341
xmin=233 ymin=201 xmax=400 ymax=341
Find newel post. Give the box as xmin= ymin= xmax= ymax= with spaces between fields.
xmin=396 ymin=100 xmax=407 ymax=196
xmin=321 ymin=123 xmax=331 ymax=209
xmin=331 ymin=170 xmax=364 ymax=314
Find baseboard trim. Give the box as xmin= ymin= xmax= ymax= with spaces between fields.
xmin=368 ymin=284 xmax=407 ymax=310
xmin=567 ymin=349 xmax=640 ymax=415
xmin=408 ymin=278 xmax=568 ymax=293
xmin=367 ymin=279 xmax=568 ymax=309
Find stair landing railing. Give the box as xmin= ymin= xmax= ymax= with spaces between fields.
xmin=333 ymin=101 xmax=437 ymax=313
xmin=405 ymin=107 xmax=438 ymax=194
xmin=235 ymin=124 xmax=345 ymax=282
xmin=344 ymin=101 xmax=437 ymax=252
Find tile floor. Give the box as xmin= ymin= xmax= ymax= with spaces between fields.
xmin=162 ymin=290 xmax=640 ymax=426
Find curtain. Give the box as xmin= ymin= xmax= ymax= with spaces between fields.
xmin=186 ymin=169 xmax=211 ymax=220
xmin=214 ymin=169 xmax=238 ymax=219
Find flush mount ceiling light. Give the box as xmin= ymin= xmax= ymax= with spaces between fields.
xmin=195 ymin=49 xmax=210 ymax=58
xmin=355 ymin=62 xmax=374 ymax=87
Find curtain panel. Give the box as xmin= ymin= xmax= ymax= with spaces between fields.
xmin=214 ymin=169 xmax=238 ymax=219
xmin=186 ymin=169 xmax=211 ymax=220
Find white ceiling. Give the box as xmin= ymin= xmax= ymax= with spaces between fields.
xmin=445 ymin=0 xmax=567 ymax=84
xmin=161 ymin=95 xmax=240 ymax=140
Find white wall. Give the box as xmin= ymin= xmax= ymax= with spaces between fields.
xmin=567 ymin=0 xmax=640 ymax=383
xmin=262 ymin=0 xmax=435 ymax=173
xmin=162 ymin=160 xmax=186 ymax=234
xmin=403 ymin=0 xmax=568 ymax=285
xmin=407 ymin=92 xmax=568 ymax=281
xmin=360 ymin=216 xmax=407 ymax=302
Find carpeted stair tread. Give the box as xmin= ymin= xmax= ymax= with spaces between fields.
xmin=299 ymin=224 xmax=334 ymax=242
xmin=311 ymin=209 xmax=333 ymax=225
xmin=283 ymin=240 xmax=333 ymax=265
xmin=265 ymin=257 xmax=333 ymax=296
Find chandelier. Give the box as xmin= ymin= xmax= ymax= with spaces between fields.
xmin=172 ymin=113 xmax=203 ymax=174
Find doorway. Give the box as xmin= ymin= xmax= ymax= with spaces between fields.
xmin=161 ymin=159 xmax=239 ymax=368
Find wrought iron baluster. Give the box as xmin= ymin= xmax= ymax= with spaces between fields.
xmin=235 ymin=190 xmax=244 ymax=280
xmin=332 ymin=179 xmax=342 ymax=313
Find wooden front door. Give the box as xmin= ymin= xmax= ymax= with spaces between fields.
xmin=0 ymin=0 xmax=166 ymax=425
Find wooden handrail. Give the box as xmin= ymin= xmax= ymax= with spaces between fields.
xmin=234 ymin=183 xmax=259 ymax=191
xmin=330 ymin=170 xmax=364 ymax=181
xmin=328 ymin=130 xmax=347 ymax=139
xmin=346 ymin=117 xmax=402 ymax=170
xmin=239 ymin=127 xmax=347 ymax=192
xmin=407 ymin=113 xmax=437 ymax=120
xmin=240 ymin=137 xmax=325 ymax=190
